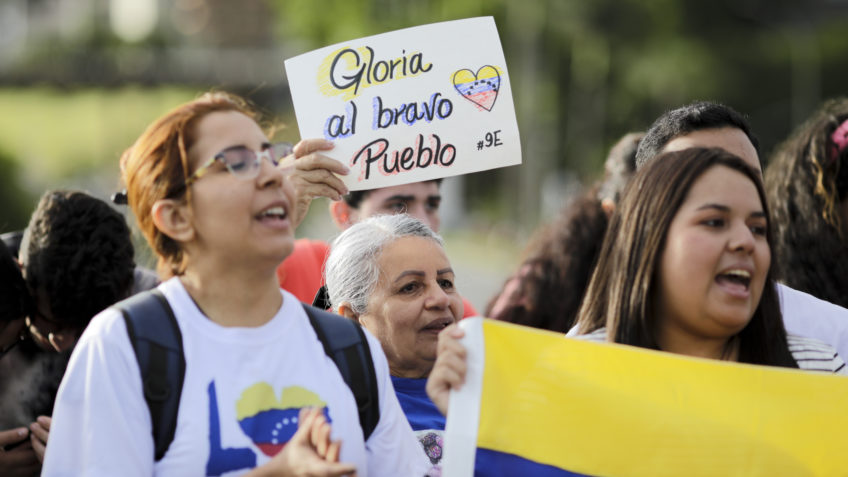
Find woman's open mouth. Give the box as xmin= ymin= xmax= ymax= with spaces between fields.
xmin=255 ymin=204 xmax=290 ymax=228
xmin=715 ymin=269 xmax=751 ymax=297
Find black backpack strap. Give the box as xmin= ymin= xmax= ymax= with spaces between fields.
xmin=302 ymin=304 xmax=380 ymax=441
xmin=115 ymin=289 xmax=185 ymax=461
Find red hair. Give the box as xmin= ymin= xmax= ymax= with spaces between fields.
xmin=120 ymin=92 xmax=261 ymax=277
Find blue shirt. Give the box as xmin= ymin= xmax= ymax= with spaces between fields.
xmin=390 ymin=376 xmax=445 ymax=431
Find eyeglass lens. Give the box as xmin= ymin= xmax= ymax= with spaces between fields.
xmin=219 ymin=143 xmax=293 ymax=176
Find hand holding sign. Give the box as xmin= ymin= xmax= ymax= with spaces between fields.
xmin=284 ymin=17 xmax=521 ymax=191
xmin=284 ymin=139 xmax=349 ymax=228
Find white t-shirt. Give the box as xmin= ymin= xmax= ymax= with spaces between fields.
xmin=42 ymin=277 xmax=428 ymax=476
xmin=777 ymin=283 xmax=848 ymax=362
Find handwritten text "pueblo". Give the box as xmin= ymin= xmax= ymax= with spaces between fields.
xmin=351 ymin=134 xmax=456 ymax=180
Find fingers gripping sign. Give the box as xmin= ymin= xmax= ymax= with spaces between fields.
xmin=426 ymin=323 xmax=467 ymax=416
xmin=285 ymin=139 xmax=350 ymax=229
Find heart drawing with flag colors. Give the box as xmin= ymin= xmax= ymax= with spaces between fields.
xmin=452 ymin=66 xmax=501 ymax=112
xmin=236 ymin=383 xmax=329 ymax=457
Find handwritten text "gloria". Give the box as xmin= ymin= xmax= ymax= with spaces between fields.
xmin=320 ymin=47 xmax=433 ymax=100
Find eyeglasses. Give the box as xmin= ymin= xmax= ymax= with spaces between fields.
xmin=184 ymin=142 xmax=294 ymax=187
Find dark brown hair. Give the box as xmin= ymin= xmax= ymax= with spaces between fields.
xmin=486 ymin=132 xmax=641 ymax=332
xmin=19 ymin=190 xmax=134 ymax=329
xmin=342 ymin=178 xmax=443 ymax=209
xmin=635 ymin=101 xmax=760 ymax=169
xmin=487 ymin=193 xmax=607 ymax=332
xmin=120 ymin=92 xmax=261 ymax=277
xmin=577 ymin=148 xmax=797 ymax=368
xmin=764 ymin=98 xmax=848 ymax=308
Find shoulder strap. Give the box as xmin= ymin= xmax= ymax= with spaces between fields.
xmin=302 ymin=304 xmax=380 ymax=441
xmin=115 ymin=289 xmax=185 ymax=462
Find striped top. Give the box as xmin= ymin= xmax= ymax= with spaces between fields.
xmin=576 ymin=328 xmax=848 ymax=375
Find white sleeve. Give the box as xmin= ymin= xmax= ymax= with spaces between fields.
xmin=42 ymin=309 xmax=155 ymax=477
xmin=362 ymin=330 xmax=431 ymax=477
xmin=778 ymin=283 xmax=848 ymax=361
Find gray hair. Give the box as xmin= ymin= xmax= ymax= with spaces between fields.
xmin=325 ymin=214 xmax=444 ymax=314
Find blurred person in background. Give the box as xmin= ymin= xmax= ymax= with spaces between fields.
xmin=1 ymin=189 xmax=140 ymax=469
xmin=8 ymin=189 xmax=158 ymax=354
xmin=486 ymin=132 xmax=642 ymax=333
xmin=0 ymin=239 xmax=40 ymax=477
xmin=765 ymin=98 xmax=848 ymax=309
xmin=278 ymin=138 xmax=478 ymax=317
xmin=325 ymin=214 xmax=463 ymax=473
xmin=0 ymin=240 xmax=29 ymax=359
xmin=19 ymin=190 xmax=137 ymax=354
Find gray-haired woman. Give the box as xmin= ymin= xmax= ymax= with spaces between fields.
xmin=325 ymin=214 xmax=464 ymax=471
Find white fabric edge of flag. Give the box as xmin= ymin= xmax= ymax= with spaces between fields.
xmin=442 ymin=316 xmax=485 ymax=477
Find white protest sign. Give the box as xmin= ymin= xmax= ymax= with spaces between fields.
xmin=284 ymin=17 xmax=522 ymax=191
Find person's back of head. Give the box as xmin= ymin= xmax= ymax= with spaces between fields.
xmin=598 ymin=131 xmax=643 ymax=209
xmin=19 ymin=190 xmax=135 ymax=348
xmin=765 ymin=97 xmax=848 ymax=307
xmin=635 ymin=101 xmax=760 ymax=169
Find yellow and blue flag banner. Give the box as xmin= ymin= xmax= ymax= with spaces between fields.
xmin=442 ymin=318 xmax=848 ymax=477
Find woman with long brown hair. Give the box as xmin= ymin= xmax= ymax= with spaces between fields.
xmin=575 ymin=147 xmax=844 ymax=370
xmin=427 ymin=148 xmax=845 ymax=439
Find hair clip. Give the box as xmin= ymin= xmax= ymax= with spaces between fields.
xmin=829 ymin=119 xmax=848 ymax=164
xmin=111 ymin=190 xmax=128 ymax=205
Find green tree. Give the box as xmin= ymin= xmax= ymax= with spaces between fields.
xmin=270 ymin=0 xmax=848 ymax=232
xmin=0 ymin=147 xmax=35 ymax=233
